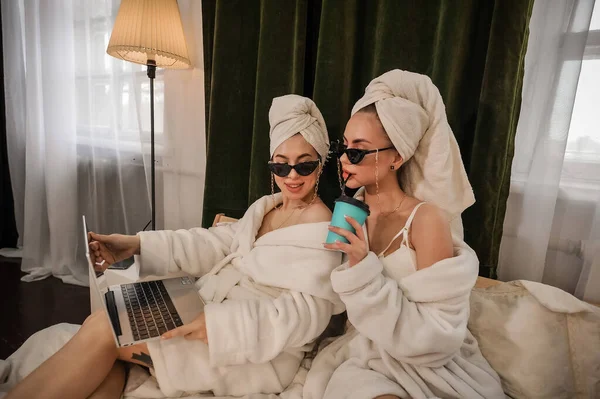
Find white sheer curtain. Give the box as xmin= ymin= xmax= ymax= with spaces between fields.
xmin=498 ymin=0 xmax=599 ymax=303
xmin=162 ymin=0 xmax=206 ymax=231
xmin=1 ymin=0 xmax=206 ymax=285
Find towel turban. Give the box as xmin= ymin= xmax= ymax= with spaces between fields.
xmin=351 ymin=69 xmax=475 ymax=223
xmin=269 ymin=95 xmax=329 ymax=161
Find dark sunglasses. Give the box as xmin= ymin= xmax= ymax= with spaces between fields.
xmin=268 ymin=160 xmax=320 ymax=177
xmin=330 ymin=141 xmax=395 ymax=165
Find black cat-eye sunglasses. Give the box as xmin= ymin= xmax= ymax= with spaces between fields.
xmin=330 ymin=141 xmax=395 ymax=164
xmin=268 ymin=160 xmax=320 ymax=177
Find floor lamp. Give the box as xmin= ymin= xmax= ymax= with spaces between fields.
xmin=106 ymin=0 xmax=191 ymax=230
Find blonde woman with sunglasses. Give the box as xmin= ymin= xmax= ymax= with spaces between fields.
xmin=304 ymin=70 xmax=504 ymax=399
xmin=5 ymin=95 xmax=344 ymax=399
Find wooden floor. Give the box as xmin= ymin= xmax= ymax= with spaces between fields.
xmin=0 ymin=256 xmax=90 ymax=359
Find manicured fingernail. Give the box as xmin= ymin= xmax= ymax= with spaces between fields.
xmin=344 ymin=215 xmax=349 ymax=218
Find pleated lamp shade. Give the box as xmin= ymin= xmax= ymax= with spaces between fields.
xmin=107 ymin=0 xmax=191 ymax=69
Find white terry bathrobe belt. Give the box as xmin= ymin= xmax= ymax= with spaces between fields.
xmin=195 ymin=252 xmax=244 ymax=304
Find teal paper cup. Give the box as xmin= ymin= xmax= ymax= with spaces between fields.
xmin=326 ymin=196 xmax=370 ymax=244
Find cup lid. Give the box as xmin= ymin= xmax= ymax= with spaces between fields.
xmin=335 ymin=195 xmax=370 ymax=215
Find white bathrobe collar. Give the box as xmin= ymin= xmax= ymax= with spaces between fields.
xmin=240 ymin=193 xmax=333 ymax=251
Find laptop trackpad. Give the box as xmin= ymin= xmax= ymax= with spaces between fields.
xmin=163 ymin=277 xmax=205 ymax=324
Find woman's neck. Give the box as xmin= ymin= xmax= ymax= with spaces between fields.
xmin=279 ymin=192 xmax=315 ymax=210
xmin=363 ymin=175 xmax=405 ymax=215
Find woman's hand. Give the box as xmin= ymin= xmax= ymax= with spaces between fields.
xmin=88 ymin=232 xmax=140 ymax=272
xmin=324 ymin=215 xmax=369 ymax=267
xmin=161 ymin=313 xmax=208 ymax=343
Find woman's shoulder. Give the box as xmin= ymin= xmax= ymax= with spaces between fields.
xmin=409 ymin=202 xmax=453 ymax=268
xmin=410 ymin=202 xmax=449 ymax=236
xmin=297 ymin=201 xmax=332 ymax=224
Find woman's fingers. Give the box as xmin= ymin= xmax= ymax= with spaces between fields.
xmin=89 ymin=249 xmax=101 ymax=265
xmin=162 ymin=316 xmax=207 ymax=343
xmin=327 ymin=225 xmax=359 ymax=245
xmin=323 ymin=240 xmax=353 ymax=253
xmin=344 ymin=216 xmax=365 ymax=241
xmin=93 ymin=257 xmax=108 ymax=272
xmin=184 ymin=331 xmax=207 ymax=343
xmin=91 ymin=249 xmax=104 ymax=264
xmin=323 ymin=218 xmax=369 ymax=268
xmin=161 ymin=323 xmax=194 ymax=340
xmin=89 ymin=232 xmax=108 ymax=243
xmin=88 ymin=232 xmax=106 ymax=246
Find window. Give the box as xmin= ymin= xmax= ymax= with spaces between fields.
xmin=561 ymin=2 xmax=600 ymax=195
xmin=73 ymin=0 xmax=165 ymax=155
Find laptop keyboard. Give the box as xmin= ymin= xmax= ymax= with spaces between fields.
xmin=121 ymin=281 xmax=184 ymax=341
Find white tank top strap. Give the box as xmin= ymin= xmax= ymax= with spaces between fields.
xmin=378 ymin=229 xmax=406 ymax=257
xmin=404 ymin=202 xmax=425 ymax=242
xmin=378 ymin=202 xmax=427 ymax=257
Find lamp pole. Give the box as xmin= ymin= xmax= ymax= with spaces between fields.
xmin=106 ymin=0 xmax=191 ymax=231
xmin=147 ymin=59 xmax=156 ymax=230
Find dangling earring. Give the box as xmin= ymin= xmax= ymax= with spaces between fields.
xmin=310 ymin=169 xmax=321 ymax=205
xmin=271 ymin=173 xmax=277 ymax=207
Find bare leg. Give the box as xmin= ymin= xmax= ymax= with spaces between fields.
xmin=86 ymin=339 xmax=154 ymax=399
xmin=117 ymin=342 xmax=152 ymax=368
xmin=6 ymin=311 xmax=152 ymax=399
xmin=87 ymin=361 xmax=126 ymax=399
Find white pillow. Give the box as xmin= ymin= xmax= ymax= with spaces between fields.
xmin=468 ymin=280 xmax=600 ymax=398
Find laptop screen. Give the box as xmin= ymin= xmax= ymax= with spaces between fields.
xmin=82 ymin=215 xmax=121 ymax=345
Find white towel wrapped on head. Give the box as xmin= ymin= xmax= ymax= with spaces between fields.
xmin=269 ymin=95 xmax=329 ymax=160
xmin=351 ymin=69 xmax=474 ymax=223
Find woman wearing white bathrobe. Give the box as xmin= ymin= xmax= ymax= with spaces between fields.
xmin=306 ymin=70 xmax=505 ymax=399
xmin=5 ymin=95 xmax=344 ymax=399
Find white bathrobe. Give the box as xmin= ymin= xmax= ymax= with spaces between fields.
xmin=304 ymin=235 xmax=504 ymax=399
xmin=137 ymin=194 xmax=344 ymax=397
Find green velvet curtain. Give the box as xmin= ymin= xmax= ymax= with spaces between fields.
xmin=201 ymin=0 xmax=533 ymax=277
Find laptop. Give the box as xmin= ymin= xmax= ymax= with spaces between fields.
xmin=83 ymin=215 xmax=205 ymax=347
